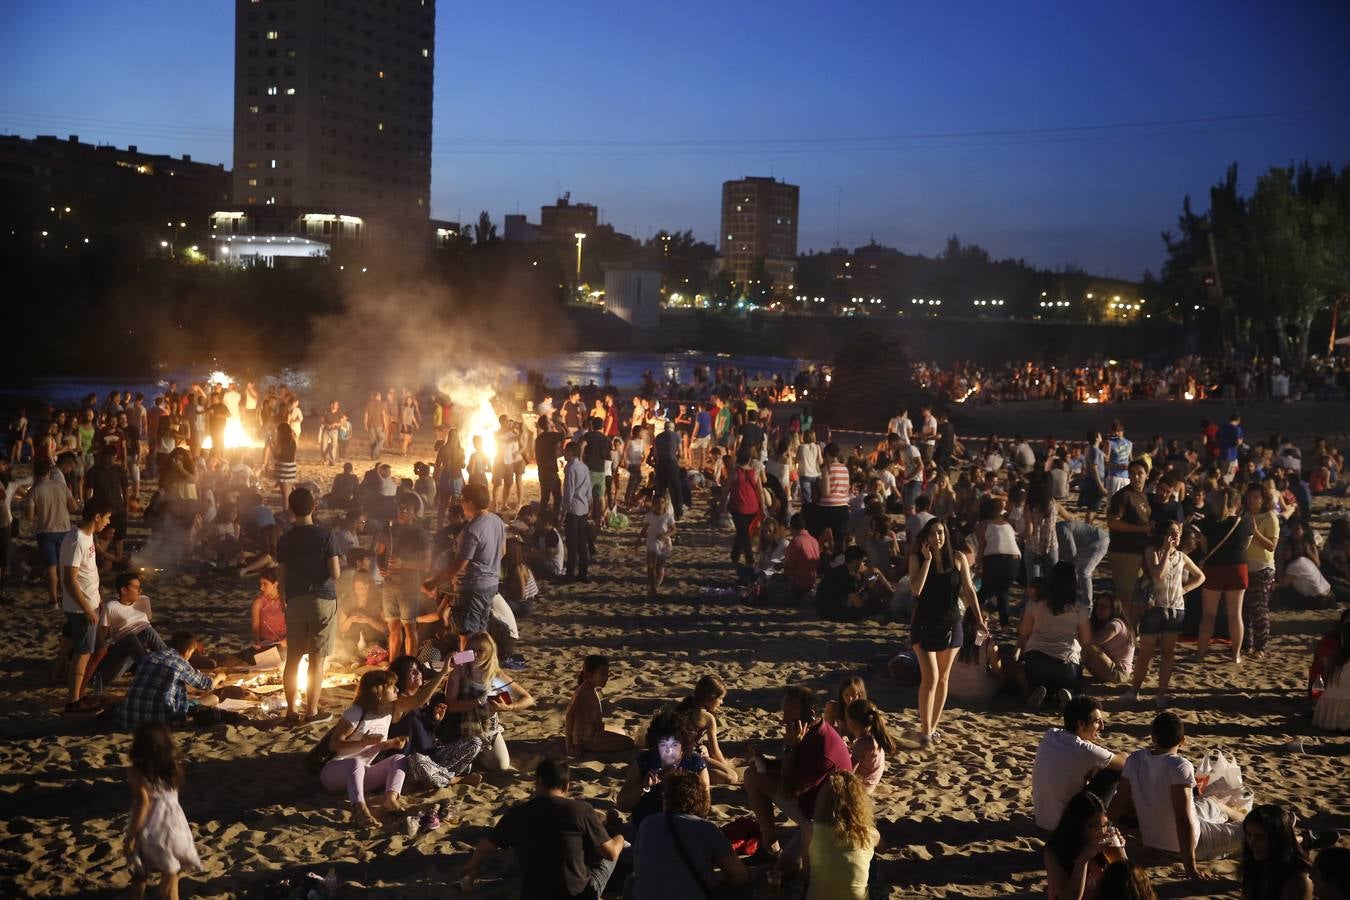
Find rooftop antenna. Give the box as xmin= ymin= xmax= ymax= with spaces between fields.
xmin=834 ymin=186 xmax=842 ymax=249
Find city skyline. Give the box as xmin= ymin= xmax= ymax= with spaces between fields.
xmin=3 ymin=0 xmax=1348 ymax=278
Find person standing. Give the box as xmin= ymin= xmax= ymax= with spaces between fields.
xmin=1106 ymin=461 xmax=1152 ymax=635
xmin=424 ymin=483 xmax=505 ymax=651
xmin=1104 ymin=421 xmax=1133 ymax=496
xmin=60 ymin=500 xmax=114 ymax=713
xmin=534 ymin=418 xmax=564 ymax=526
xmin=363 ymin=392 xmax=388 ymax=460
xmin=560 ymin=445 xmax=593 ymax=582
xmin=276 ymin=487 xmax=343 ymax=724
xmin=651 ymin=419 xmax=683 ymax=520
xmin=26 ymin=458 xmax=78 ymax=608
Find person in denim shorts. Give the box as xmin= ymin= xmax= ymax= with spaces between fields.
xmin=1121 ymin=521 xmax=1206 ymax=710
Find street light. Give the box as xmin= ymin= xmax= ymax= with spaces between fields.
xmin=574 ymin=232 xmax=587 ymax=284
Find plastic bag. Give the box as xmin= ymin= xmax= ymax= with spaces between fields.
xmin=1197 ymin=750 xmax=1246 ymax=806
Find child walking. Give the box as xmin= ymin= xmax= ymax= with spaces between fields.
xmin=124 ymin=722 xmax=202 ymax=900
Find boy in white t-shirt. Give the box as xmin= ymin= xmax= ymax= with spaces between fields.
xmin=1107 ymin=712 xmax=1245 ymax=877
xmin=58 ymin=500 xmax=114 ymax=712
xmin=94 ymin=571 xmax=166 ymax=686
xmin=1031 ymin=697 xmax=1126 ymax=830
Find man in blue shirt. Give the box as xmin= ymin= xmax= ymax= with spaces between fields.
xmin=425 ymin=482 xmax=506 ymax=649
xmin=1216 ymin=413 xmax=1244 ymax=482
xmin=1105 ymin=419 xmax=1133 ymax=496
xmin=109 ymin=631 xmax=221 ymax=729
xmin=691 ymin=403 xmax=715 ymax=471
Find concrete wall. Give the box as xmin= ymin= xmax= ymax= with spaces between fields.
xmin=560 ymin=307 xmax=1217 ymax=364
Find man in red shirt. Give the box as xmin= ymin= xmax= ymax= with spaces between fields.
xmin=742 ymin=685 xmax=854 ymax=862
xmin=784 ymin=513 xmax=820 ymax=598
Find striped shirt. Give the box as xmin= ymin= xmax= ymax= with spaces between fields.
xmin=819 ymin=462 xmax=850 ymax=507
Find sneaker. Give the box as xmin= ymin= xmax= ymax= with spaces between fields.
xmin=419 ymin=809 xmax=442 ymax=832
xmin=1026 ymin=686 xmax=1047 ymax=709
xmin=1154 ymin=693 xmax=1170 ymax=710
xmin=1053 ymin=688 xmax=1073 ymax=708
xmin=1118 ymin=689 xmax=1138 ymax=707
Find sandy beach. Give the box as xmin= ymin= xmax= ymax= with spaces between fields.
xmin=2 ymin=401 xmax=1348 ymax=899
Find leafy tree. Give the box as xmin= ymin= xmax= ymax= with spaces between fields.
xmin=473 ymin=210 xmax=497 ymax=245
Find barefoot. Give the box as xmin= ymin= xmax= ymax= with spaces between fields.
xmin=453 ymin=773 xmax=485 ymax=787
xmin=384 ymin=793 xmax=407 ymax=813
xmin=350 ymin=803 xmax=379 ymax=828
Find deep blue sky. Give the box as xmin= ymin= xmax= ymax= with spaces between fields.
xmin=3 ymin=1 xmax=1348 ymax=278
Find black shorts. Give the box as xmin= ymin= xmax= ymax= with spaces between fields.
xmin=109 ymin=510 xmax=127 ymax=541
xmin=911 ymin=618 xmax=964 ymax=653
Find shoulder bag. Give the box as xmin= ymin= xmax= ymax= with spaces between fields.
xmin=304 ymin=705 xmax=360 ymax=776
xmin=1200 ymin=516 xmax=1242 ymax=567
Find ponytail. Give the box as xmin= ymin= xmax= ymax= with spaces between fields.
xmin=847 ymin=698 xmax=897 ymax=755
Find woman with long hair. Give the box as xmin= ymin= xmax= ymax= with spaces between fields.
xmin=675 ymin=674 xmax=739 ymax=785
xmin=1044 ymin=790 xmax=1123 ymax=900
xmin=948 ymin=605 xmax=1008 ymax=703
xmin=1082 ymin=593 xmax=1134 ymax=685
xmin=724 ymin=447 xmax=763 ymax=567
xmin=1122 ymin=520 xmax=1204 ymax=709
xmin=804 ymin=770 xmax=879 ymax=900
xmin=615 ymin=706 xmax=710 ymax=829
xmin=1197 ymin=485 xmax=1253 ymax=664
xmin=1095 ymin=861 xmax=1156 ymax=900
xmin=1018 ymin=561 xmax=1092 ymax=709
xmin=976 ymin=496 xmax=1022 ymax=626
xmin=1313 ymin=612 xmax=1350 ymax=732
xmin=442 ymin=631 xmax=535 ymax=772
xmin=272 ymin=422 xmax=298 ymax=509
xmin=908 ymin=518 xmax=984 ymax=746
xmin=816 ymin=442 xmax=852 ymax=541
xmin=1240 ymin=804 xmax=1313 ymax=900
xmin=1242 ymin=483 xmax=1281 ymax=659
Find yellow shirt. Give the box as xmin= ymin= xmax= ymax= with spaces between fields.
xmin=1245 ymin=510 xmax=1278 ymax=570
xmin=806 ymin=825 xmax=874 ymax=900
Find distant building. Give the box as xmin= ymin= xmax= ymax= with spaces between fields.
xmin=503 ymin=213 xmax=539 ymax=243
xmin=720 ymin=176 xmax=799 ymax=294
xmin=540 ymin=193 xmax=598 ymax=244
xmin=604 ymin=268 xmax=662 ymax=329
xmin=0 ymin=133 xmax=230 ymax=241
xmin=230 ymin=0 xmax=435 ymax=232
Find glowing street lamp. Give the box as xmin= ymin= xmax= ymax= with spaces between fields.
xmin=574 ymin=232 xmax=587 ymax=283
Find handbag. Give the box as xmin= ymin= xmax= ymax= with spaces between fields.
xmin=303 ymin=704 xmax=360 ymax=776
xmin=665 ymin=811 xmax=754 ymax=900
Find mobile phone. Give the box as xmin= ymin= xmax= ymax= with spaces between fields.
xmin=451 ymin=650 xmax=476 ymax=666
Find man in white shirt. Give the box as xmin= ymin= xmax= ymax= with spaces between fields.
xmin=887 ymin=408 xmax=913 ymax=446
xmin=918 ymin=406 xmax=938 ymax=463
xmin=1012 ymin=436 xmax=1036 ymax=474
xmin=1031 ymin=697 xmax=1126 ymax=830
xmin=1277 ymin=555 xmax=1335 ymax=606
xmin=59 ymin=500 xmax=114 ymax=711
xmin=1107 ymin=712 xmax=1244 ymax=877
xmin=95 ymin=571 xmax=166 ymax=685
xmin=561 ymin=444 xmax=592 ymax=582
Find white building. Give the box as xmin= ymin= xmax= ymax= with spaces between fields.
xmin=604 ymin=268 xmax=662 ymax=329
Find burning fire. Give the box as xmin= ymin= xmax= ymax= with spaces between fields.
xmin=202 ymin=418 xmax=262 ymax=450
xmin=1183 ymin=391 xmax=1195 ymax=401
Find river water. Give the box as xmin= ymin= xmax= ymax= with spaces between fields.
xmin=2 ymin=350 xmax=813 ymax=407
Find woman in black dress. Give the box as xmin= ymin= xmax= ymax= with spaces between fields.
xmin=908 ymin=518 xmax=985 ymax=748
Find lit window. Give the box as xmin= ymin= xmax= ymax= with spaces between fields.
xmin=266 ymin=30 xmax=279 ymax=39
xmin=270 ymin=159 xmax=277 ymax=168
xmin=248 ymin=104 xmax=259 ymax=113
xmin=378 ymin=70 xmax=384 ymax=78
xmin=247 ymin=178 xmax=258 ymax=186
xmin=421 ymin=48 xmax=429 ymax=57
xmin=377 ymin=122 xmax=383 ymax=130
xmin=285 ymin=87 xmax=296 ymax=95
xmin=266 ymin=85 xmax=278 ymax=95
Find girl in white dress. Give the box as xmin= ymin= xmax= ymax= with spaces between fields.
xmin=125 ymin=722 xmax=201 ymax=900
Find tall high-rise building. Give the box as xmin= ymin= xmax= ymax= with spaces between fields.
xmin=719 ymin=176 xmax=799 ymax=293
xmin=230 ymin=0 xmax=435 ymax=233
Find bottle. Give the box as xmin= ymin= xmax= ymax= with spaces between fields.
xmin=1311 ymin=675 xmax=1325 ymax=702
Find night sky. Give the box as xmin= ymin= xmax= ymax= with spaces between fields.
xmin=3 ymin=0 xmax=1347 ymax=278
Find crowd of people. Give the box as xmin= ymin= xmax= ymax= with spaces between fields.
xmin=3 ymin=360 xmax=1350 ymax=900
xmin=914 ymin=355 xmax=1350 ymax=406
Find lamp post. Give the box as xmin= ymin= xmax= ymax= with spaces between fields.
xmin=574 ymin=232 xmax=586 ymax=285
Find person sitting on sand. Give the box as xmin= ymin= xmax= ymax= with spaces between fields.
xmin=458 ymin=759 xmax=625 ymax=897
xmin=338 ymin=569 xmax=387 ymax=661
xmin=1019 ymin=562 xmax=1093 ymax=710
xmin=1107 ymin=712 xmax=1246 ymax=878
xmin=630 ymin=769 xmax=751 ymax=900
xmin=823 ymin=675 xmax=867 ymax=733
xmin=1032 ymin=697 xmax=1127 ymax=831
xmin=1313 ymin=618 xmax=1350 ymax=733
xmin=799 ymin=770 xmax=880 ymax=900
xmin=1240 ymin=804 xmax=1314 ymax=900
xmin=91 ymin=572 xmax=166 ymax=687
xmin=248 ymin=567 xmax=286 ymax=657
xmin=948 ymin=605 xmax=1012 ymax=704
xmin=1082 ymin=593 xmax=1133 ymax=685
xmin=563 ymin=654 xmax=634 ymax=757
xmin=440 ymin=631 xmax=534 ymax=772
xmin=108 ymin=632 xmax=226 ymax=730
xmin=816 ymin=546 xmax=893 ymax=622
xmin=320 ymin=665 xmax=446 ymax=827
xmin=616 ymin=706 xmax=711 ymax=831
xmin=843 ymin=699 xmax=895 ymax=794
xmin=675 ymin=674 xmax=740 ymax=786
xmin=384 ymin=655 xmax=484 ymax=790
xmin=741 ymin=685 xmax=854 ymax=863
xmin=1044 ymin=791 xmax=1126 ymax=900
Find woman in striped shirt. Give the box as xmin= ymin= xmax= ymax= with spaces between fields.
xmin=817 ymin=442 xmax=852 ymax=542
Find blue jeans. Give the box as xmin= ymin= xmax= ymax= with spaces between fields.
xmin=1057 ymin=521 xmax=1110 ymax=604
xmin=98 ymin=628 xmax=168 ymax=681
